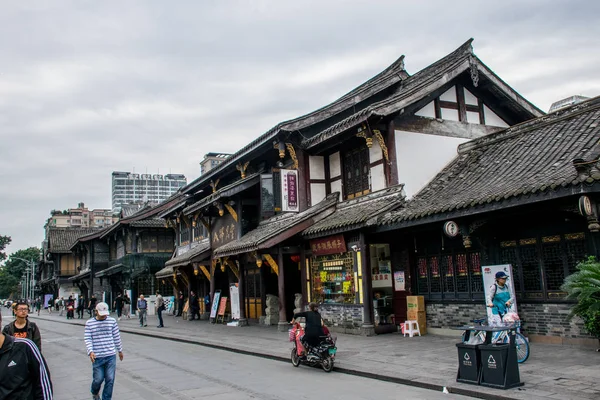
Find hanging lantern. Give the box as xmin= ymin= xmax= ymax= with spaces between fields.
xmin=256 ymin=259 xmax=263 ymax=268
xmin=193 ymin=266 xmax=199 ymax=276
xmin=221 ymin=264 xmax=226 ymax=272
xmin=290 ymin=255 xmax=300 ymax=263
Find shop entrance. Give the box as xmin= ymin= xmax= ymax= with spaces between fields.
xmin=370 ymin=244 xmax=399 ymax=334
xmin=283 ymin=255 xmax=302 ymax=321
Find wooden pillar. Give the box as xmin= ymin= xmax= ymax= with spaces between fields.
xmin=237 ymin=260 xmax=248 ymax=326
xmin=386 ymin=119 xmax=399 ymax=186
xmin=209 ymin=261 xmax=216 ymax=303
xmin=300 ymin=247 xmax=308 ymax=308
xmin=297 ymin=148 xmax=309 ymax=211
xmin=360 ymin=232 xmax=375 ymax=335
xmin=277 ymin=247 xmax=288 ymax=331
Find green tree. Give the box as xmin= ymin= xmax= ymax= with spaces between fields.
xmin=561 ymin=256 xmax=600 ymax=345
xmin=0 ymin=246 xmax=41 ymax=298
xmin=0 ymin=235 xmax=11 ymax=263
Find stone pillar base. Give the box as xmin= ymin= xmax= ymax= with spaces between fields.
xmin=278 ymin=321 xmax=290 ymax=332
xmin=200 ymin=312 xmax=210 ymax=320
xmin=361 ymin=324 xmax=376 ymax=336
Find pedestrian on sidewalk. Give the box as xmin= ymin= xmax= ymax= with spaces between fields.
xmin=188 ymin=291 xmax=200 ymax=321
xmin=113 ymin=293 xmax=123 ymax=321
xmin=0 ymin=310 xmax=54 ymax=399
xmin=84 ymin=302 xmax=124 ymax=400
xmin=58 ymin=297 xmax=65 ymax=317
xmin=177 ymin=291 xmax=184 ymax=317
xmin=77 ymin=296 xmax=85 ymax=319
xmin=155 ymin=291 xmax=165 ymax=328
xmin=37 ymin=297 xmax=44 ymax=316
xmin=66 ymin=296 xmax=75 ymax=319
xmin=88 ymin=294 xmax=97 ymax=318
xmin=137 ymin=295 xmax=148 ymax=327
xmin=2 ymin=300 xmax=43 ymax=351
xmin=122 ymin=294 xmax=131 ymax=319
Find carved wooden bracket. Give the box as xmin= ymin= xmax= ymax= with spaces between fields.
xmin=199 ymin=216 xmax=210 ymax=232
xmin=199 ymin=265 xmax=211 ymax=280
xmin=285 ymin=143 xmax=299 ymax=170
xmin=251 ymin=251 xmax=263 ymax=267
xmin=356 ymin=125 xmax=373 ymax=148
xmin=210 ymin=259 xmax=217 ymax=276
xmin=372 ymin=130 xmax=389 ymax=163
xmin=214 ymin=202 xmax=224 ymax=217
xmin=274 ymin=140 xmax=285 ymax=158
xmin=263 ymin=254 xmax=279 ymax=275
xmin=226 ymin=259 xmax=240 ymax=281
xmin=210 ymin=178 xmax=220 ymax=193
xmin=236 ymin=161 xmax=250 ymax=179
xmin=224 ymin=203 xmax=238 ymax=222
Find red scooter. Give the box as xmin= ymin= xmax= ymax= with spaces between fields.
xmin=289 ymin=323 xmax=337 ymax=372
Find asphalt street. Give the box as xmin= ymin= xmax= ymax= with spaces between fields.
xmin=26 ymin=317 xmax=468 ymax=400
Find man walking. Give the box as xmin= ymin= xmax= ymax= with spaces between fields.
xmin=58 ymin=297 xmax=65 ymax=317
xmin=137 ymin=295 xmax=148 ymax=327
xmin=122 ymin=294 xmax=131 ymax=319
xmin=155 ymin=291 xmax=165 ymax=328
xmin=88 ymin=294 xmax=97 ymax=318
xmin=77 ymin=296 xmax=85 ymax=319
xmin=0 ymin=310 xmax=53 ymax=399
xmin=2 ymin=300 xmax=43 ymax=351
xmin=188 ymin=291 xmax=200 ymax=321
xmin=84 ymin=302 xmax=124 ymax=400
xmin=113 ymin=293 xmax=123 ymax=321
xmin=177 ymin=291 xmax=184 ymax=317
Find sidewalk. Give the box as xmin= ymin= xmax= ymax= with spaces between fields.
xmin=30 ymin=312 xmax=600 ymax=400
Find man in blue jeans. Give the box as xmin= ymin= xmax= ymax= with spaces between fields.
xmin=85 ymin=302 xmax=124 ymax=400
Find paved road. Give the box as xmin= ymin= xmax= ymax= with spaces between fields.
xmin=31 ymin=318 xmax=467 ymax=400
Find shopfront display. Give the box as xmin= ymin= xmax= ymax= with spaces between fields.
xmin=311 ymin=253 xmax=357 ymax=304
xmin=370 ymin=244 xmax=394 ymax=326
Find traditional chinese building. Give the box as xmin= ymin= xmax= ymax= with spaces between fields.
xmin=373 ymin=96 xmax=600 ymax=344
xmin=159 ymin=39 xmax=542 ymax=333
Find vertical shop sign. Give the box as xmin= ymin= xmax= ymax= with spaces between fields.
xmin=229 ymin=284 xmax=240 ymax=320
xmin=394 ymin=271 xmax=405 ymax=291
xmin=281 ymin=169 xmax=299 ymax=212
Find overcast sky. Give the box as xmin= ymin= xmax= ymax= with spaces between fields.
xmin=1 ymin=0 xmax=598 ymax=255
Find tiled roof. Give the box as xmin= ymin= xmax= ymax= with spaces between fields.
xmin=165 ymin=239 xmax=211 ymax=268
xmin=155 ymin=265 xmax=174 ymax=278
xmin=48 ymin=228 xmax=101 ymax=253
xmin=121 ymin=203 xmax=146 ymax=218
xmin=213 ymin=193 xmax=339 ymax=257
xmin=303 ymin=186 xmax=406 ymax=238
xmin=183 ymin=172 xmax=261 ymax=215
xmin=379 ymin=96 xmax=600 ymax=226
xmin=129 ymin=219 xmax=166 ymax=228
xmin=302 ymin=39 xmax=543 ymax=149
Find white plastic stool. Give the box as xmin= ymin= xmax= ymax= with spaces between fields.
xmin=403 ymin=320 xmax=421 ymax=337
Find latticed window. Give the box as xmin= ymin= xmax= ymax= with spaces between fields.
xmin=343 ymin=147 xmax=370 ymax=200
xmin=499 ymin=233 xmax=588 ymax=300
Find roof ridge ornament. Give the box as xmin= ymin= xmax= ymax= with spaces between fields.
xmin=468 ymin=54 xmax=479 ymax=88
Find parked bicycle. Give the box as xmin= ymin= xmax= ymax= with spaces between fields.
xmin=461 ymin=316 xmax=530 ymax=363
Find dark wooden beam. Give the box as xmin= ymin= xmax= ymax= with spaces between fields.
xmin=395 ymin=115 xmax=503 ymax=140
xmin=456 ymin=84 xmax=467 ymax=122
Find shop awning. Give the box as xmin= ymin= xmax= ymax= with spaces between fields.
xmin=95 ymin=264 xmax=124 ymax=278
xmin=165 ymin=239 xmax=211 ymax=268
xmin=183 ymin=172 xmax=261 ymax=216
xmin=213 ymin=193 xmax=339 ymax=258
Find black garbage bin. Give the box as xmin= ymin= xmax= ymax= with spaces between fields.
xmin=456 ymin=343 xmax=481 ymax=385
xmin=479 ymin=343 xmax=523 ymax=389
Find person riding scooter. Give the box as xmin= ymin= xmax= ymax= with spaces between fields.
xmin=290 ymin=302 xmax=325 ymax=349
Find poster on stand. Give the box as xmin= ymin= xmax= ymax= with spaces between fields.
xmin=393 ymin=271 xmax=406 ymax=291
xmin=482 ymin=264 xmax=518 ymax=324
xmin=229 ymin=284 xmax=240 ymax=320
xmin=44 ymin=294 xmax=53 ymax=308
xmin=164 ymin=296 xmax=175 ymax=315
xmin=210 ymin=291 xmax=221 ymax=319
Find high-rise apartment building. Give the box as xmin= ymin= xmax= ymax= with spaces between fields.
xmin=111 ymin=171 xmax=187 ymax=211
xmin=46 ymin=203 xmax=115 ymax=228
xmin=200 ymin=153 xmax=230 ymax=175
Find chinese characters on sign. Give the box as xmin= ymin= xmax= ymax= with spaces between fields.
xmin=211 ymin=213 xmax=239 ymax=248
xmin=310 ymin=234 xmax=347 ymax=256
xmin=281 ymin=169 xmax=299 ymax=212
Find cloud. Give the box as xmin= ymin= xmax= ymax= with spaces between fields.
xmin=0 ymin=0 xmax=599 ymax=254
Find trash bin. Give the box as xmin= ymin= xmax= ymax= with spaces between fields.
xmin=479 ymin=343 xmax=523 ymax=389
xmin=456 ymin=343 xmax=481 ymax=385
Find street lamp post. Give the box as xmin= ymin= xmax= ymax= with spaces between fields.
xmin=13 ymin=257 xmax=37 ymax=301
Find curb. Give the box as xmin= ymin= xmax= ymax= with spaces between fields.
xmin=34 ymin=316 xmax=518 ymax=400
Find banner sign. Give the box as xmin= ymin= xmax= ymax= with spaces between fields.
xmin=210 ymin=291 xmax=221 ymax=319
xmin=394 ymin=271 xmax=406 ymax=291
xmin=310 ymin=234 xmax=347 ymax=256
xmin=211 ymin=213 xmax=239 ymax=249
xmin=229 ymin=284 xmax=240 ymax=320
xmin=281 ymin=169 xmax=299 ymax=212
xmin=218 ymin=297 xmax=228 ymax=316
xmin=164 ymin=296 xmax=175 ymax=315
xmin=482 ymin=264 xmax=518 ymax=324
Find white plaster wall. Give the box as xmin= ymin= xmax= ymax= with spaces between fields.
xmin=440 ymin=107 xmax=460 ymax=122
xmin=466 ymin=111 xmax=481 ymax=124
xmin=370 ymin=164 xmax=386 ymax=192
xmin=415 ymin=101 xmax=436 ymax=118
xmin=329 ymin=152 xmax=341 ymax=178
xmin=439 ymin=87 xmax=457 ymax=102
xmin=330 ymin=179 xmax=342 ymax=195
xmin=310 ymin=183 xmax=326 ymax=206
xmin=309 ymin=155 xmax=325 ymax=179
xmin=394 ymin=130 xmax=468 ymax=198
xmin=464 ymin=88 xmax=478 ymax=106
xmin=369 ymin=139 xmax=383 ymax=163
xmin=483 ymin=105 xmax=509 ymax=127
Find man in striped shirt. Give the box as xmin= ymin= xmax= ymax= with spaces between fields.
xmin=84 ymin=302 xmax=124 ymax=400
